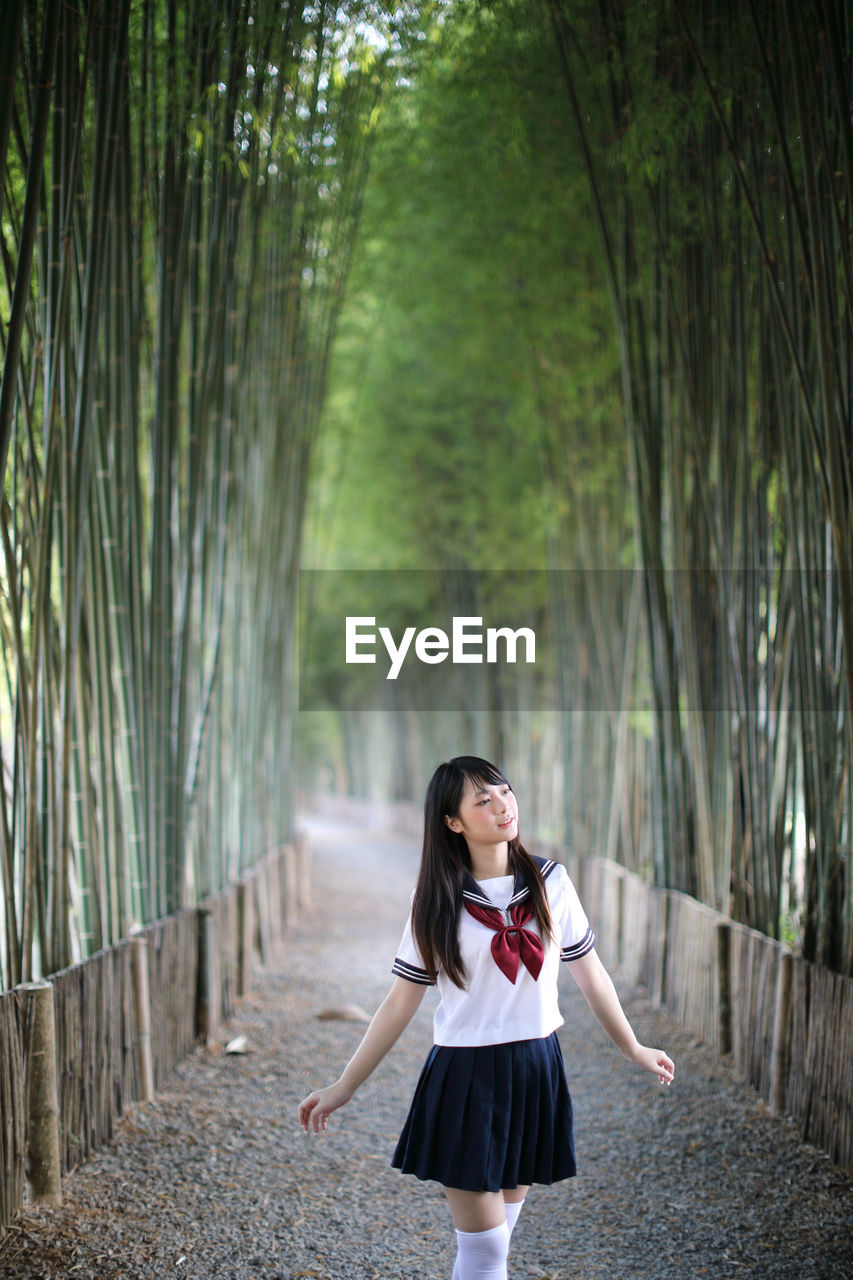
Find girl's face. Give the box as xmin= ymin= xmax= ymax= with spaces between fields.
xmin=444 ymin=777 xmax=518 ymax=848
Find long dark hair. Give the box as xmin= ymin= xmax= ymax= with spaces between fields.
xmin=411 ymin=755 xmax=554 ymax=989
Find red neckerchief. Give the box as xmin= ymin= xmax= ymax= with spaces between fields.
xmin=463 ymin=898 xmax=545 ymax=984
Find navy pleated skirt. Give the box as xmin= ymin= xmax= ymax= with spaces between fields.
xmin=391 ymin=1031 xmax=576 ymax=1192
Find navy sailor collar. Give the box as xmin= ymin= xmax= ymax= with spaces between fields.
xmin=461 ymin=854 xmax=558 ymax=911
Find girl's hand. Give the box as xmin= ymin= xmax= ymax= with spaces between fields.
xmin=630 ymin=1044 xmax=675 ymax=1085
xmin=297 ymin=1081 xmax=353 ymax=1133
xmin=296 ymin=976 xmax=426 ymax=1136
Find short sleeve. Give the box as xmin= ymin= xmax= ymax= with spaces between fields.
xmin=391 ymin=911 xmax=436 ymax=986
xmin=555 ymin=864 xmax=596 ymax=962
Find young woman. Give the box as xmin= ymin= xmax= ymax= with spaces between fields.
xmin=298 ymin=756 xmax=674 ymax=1280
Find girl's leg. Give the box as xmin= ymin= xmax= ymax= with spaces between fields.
xmin=502 ymin=1187 xmax=528 ymax=1240
xmin=445 ymin=1188 xmax=508 ymax=1233
xmin=445 ymin=1189 xmax=509 ymax=1280
xmin=445 ymin=1187 xmax=529 ymax=1280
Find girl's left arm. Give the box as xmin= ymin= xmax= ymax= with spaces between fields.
xmin=567 ymin=949 xmax=675 ymax=1085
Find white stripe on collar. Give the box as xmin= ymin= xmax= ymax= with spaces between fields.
xmin=462 ymin=856 xmax=558 ymax=909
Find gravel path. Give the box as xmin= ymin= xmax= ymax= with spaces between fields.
xmin=2 ymin=816 xmax=851 ymax=1280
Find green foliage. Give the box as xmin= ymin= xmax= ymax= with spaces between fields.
xmin=306 ymin=0 xmax=626 ymax=579
xmin=298 ymin=0 xmax=638 ymax=833
xmin=0 ymin=0 xmax=430 ymax=987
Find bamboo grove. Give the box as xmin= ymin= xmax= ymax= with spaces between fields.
xmin=0 ymin=0 xmax=411 ymax=989
xmin=305 ymin=0 xmax=852 ymax=977
xmin=541 ymin=0 xmax=853 ymax=975
xmin=1 ymin=0 xmax=851 ymax=990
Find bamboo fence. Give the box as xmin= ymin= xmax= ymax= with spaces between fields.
xmin=661 ymin=891 xmax=724 ymax=1051
xmin=51 ymin=945 xmax=138 ymax=1172
xmin=141 ymin=911 xmax=200 ymax=1090
xmin=578 ymin=858 xmax=853 ymax=1176
xmin=0 ymin=995 xmax=24 ymax=1237
xmin=575 ymin=857 xmax=624 ymax=972
xmin=0 ymin=841 xmax=306 ymax=1243
xmin=786 ymin=960 xmax=853 ymax=1173
xmin=729 ymin=922 xmax=784 ymax=1102
xmin=526 ymin=834 xmax=853 ymax=1177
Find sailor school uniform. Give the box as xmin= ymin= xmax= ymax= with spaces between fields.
xmin=390 ymin=856 xmax=596 ymax=1192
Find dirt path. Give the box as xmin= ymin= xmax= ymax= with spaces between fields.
xmin=2 ymin=816 xmax=851 ymax=1279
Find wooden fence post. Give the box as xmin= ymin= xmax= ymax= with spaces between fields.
xmin=196 ymin=905 xmax=216 ymax=1043
xmin=130 ymin=937 xmax=155 ymax=1101
xmin=268 ymin=854 xmax=282 ymax=950
xmin=651 ymin=891 xmax=670 ymax=1007
xmin=616 ymin=871 xmax=625 ymax=969
xmin=18 ymin=981 xmax=62 ymax=1205
xmin=237 ymin=879 xmax=253 ymax=997
xmin=716 ymin=921 xmax=732 ymax=1055
xmin=770 ymin=949 xmax=794 ymax=1116
xmin=297 ymin=830 xmax=312 ymax=915
xmin=256 ymin=864 xmax=272 ymax=965
xmin=284 ymin=843 xmax=298 ymax=928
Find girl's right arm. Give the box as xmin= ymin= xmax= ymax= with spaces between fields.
xmin=297 ymin=975 xmax=428 ymax=1133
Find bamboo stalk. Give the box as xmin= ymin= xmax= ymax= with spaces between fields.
xmin=0 ymin=0 xmax=62 ymax=484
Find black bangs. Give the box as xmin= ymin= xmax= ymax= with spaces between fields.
xmin=425 ymin=757 xmax=512 ymax=836
xmin=449 ymin=756 xmax=510 ymax=791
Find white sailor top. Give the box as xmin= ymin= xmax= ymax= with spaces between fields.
xmin=392 ymin=856 xmax=595 ymax=1048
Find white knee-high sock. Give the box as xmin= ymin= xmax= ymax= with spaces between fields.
xmin=450 ymin=1205 xmax=523 ymax=1279
xmin=452 ymin=1222 xmax=510 ymax=1280
xmin=504 ymin=1199 xmax=525 ymax=1240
